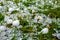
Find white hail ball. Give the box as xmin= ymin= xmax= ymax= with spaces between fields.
xmin=41 ymin=28 xmax=49 ymax=34
xmin=9 ymin=8 xmax=14 ymax=12
xmin=7 ymin=19 xmax=13 ymax=24
xmin=0 ymin=26 xmax=6 ymax=31
xmin=12 ymin=20 xmax=20 ymax=26
xmin=56 ymin=33 xmax=60 ymax=39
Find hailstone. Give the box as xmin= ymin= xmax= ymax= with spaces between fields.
xmin=7 ymin=19 xmax=13 ymax=24
xmin=12 ymin=20 xmax=20 ymax=26
xmin=0 ymin=26 xmax=6 ymax=31
xmin=9 ymin=8 xmax=14 ymax=12
xmin=41 ymin=28 xmax=49 ymax=34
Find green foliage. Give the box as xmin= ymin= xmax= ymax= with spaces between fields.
xmin=23 ymin=0 xmax=35 ymax=7
xmin=6 ymin=24 xmax=12 ymax=28
xmin=18 ymin=17 xmax=29 ymax=26
xmin=13 ymin=0 xmax=19 ymax=5
xmin=20 ymin=26 xmax=34 ymax=33
xmin=11 ymin=35 xmax=16 ymax=40
xmin=0 ymin=2 xmax=4 ymax=6
xmin=49 ymin=7 xmax=60 ymax=18
xmin=49 ymin=22 xmax=58 ymax=28
xmin=0 ymin=13 xmax=4 ymax=22
xmin=43 ymin=4 xmax=53 ymax=9
xmin=22 ymin=38 xmax=27 ymax=40
xmin=11 ymin=10 xmax=19 ymax=14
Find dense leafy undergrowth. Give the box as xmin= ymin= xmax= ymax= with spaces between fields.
xmin=0 ymin=0 xmax=60 ymax=40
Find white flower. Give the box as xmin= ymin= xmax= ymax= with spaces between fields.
xmin=41 ymin=28 xmax=49 ymax=34
xmin=7 ymin=19 xmax=13 ymax=24
xmin=0 ymin=26 xmax=6 ymax=31
xmin=12 ymin=20 xmax=20 ymax=26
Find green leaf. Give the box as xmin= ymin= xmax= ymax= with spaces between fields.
xmin=14 ymin=0 xmax=19 ymax=5
xmin=11 ymin=10 xmax=19 ymax=14
xmin=23 ymin=0 xmax=35 ymax=7
xmin=0 ymin=13 xmax=4 ymax=22
xmin=20 ymin=26 xmax=34 ymax=33
xmin=6 ymin=24 xmax=12 ymax=28
xmin=0 ymin=2 xmax=4 ymax=6
xmin=18 ymin=17 xmax=29 ymax=26
xmin=11 ymin=35 xmax=16 ymax=40
xmin=22 ymin=38 xmax=27 ymax=40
